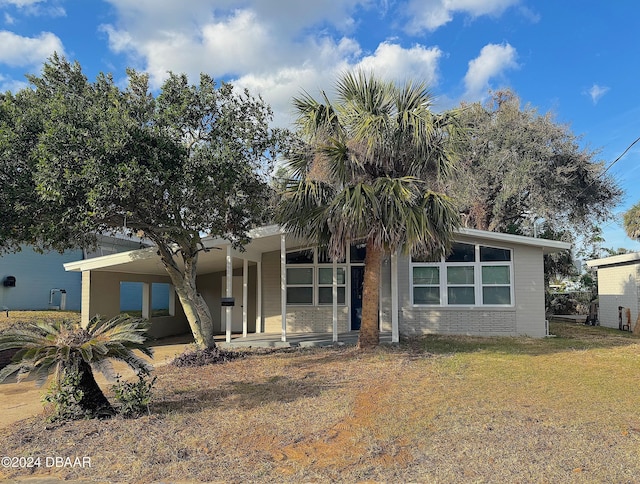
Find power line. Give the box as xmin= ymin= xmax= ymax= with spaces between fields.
xmin=603 ymin=135 xmax=640 ymax=175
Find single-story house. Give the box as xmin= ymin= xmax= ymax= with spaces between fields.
xmin=63 ymin=225 xmax=571 ymax=342
xmin=586 ymin=252 xmax=640 ymax=329
xmin=0 ymin=235 xmax=146 ymax=312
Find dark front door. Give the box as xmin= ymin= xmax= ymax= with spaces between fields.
xmin=351 ymin=266 xmax=365 ymax=330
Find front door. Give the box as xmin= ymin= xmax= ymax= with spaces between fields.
xmin=350 ymin=266 xmax=364 ymax=330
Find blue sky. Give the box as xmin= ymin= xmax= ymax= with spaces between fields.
xmin=1 ymin=0 xmax=639 ymax=252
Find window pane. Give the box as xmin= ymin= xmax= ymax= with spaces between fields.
xmin=411 ymin=252 xmax=440 ymax=263
xmin=317 ymin=247 xmax=345 ymax=264
xmin=286 ymin=249 xmax=314 ymax=264
xmin=287 ymin=267 xmax=313 ymax=285
xmin=413 ymin=266 xmax=439 ymax=285
xmin=447 ymin=266 xmax=474 ymax=284
xmin=483 ymin=287 xmax=511 ymax=305
xmin=414 ymin=287 xmax=440 ymax=304
xmin=480 ymin=246 xmax=511 ymax=262
xmin=448 ymin=287 xmax=475 ymax=304
xmin=287 ymin=287 xmax=313 ymax=304
xmin=318 ymin=267 xmax=345 ymax=285
xmin=445 ymin=243 xmax=475 ymax=262
xmin=350 ymin=243 xmax=367 ymax=263
xmin=318 ymin=287 xmax=346 ymax=304
xmin=482 ymin=266 xmax=510 ymax=284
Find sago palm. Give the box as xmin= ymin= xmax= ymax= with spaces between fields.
xmin=277 ymin=70 xmax=464 ymax=348
xmin=0 ymin=315 xmax=153 ymax=417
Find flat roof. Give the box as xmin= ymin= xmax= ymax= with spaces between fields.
xmin=586 ymin=252 xmax=640 ymax=268
xmin=64 ymin=224 xmax=571 ymax=275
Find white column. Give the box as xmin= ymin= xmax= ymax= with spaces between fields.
xmin=226 ymin=245 xmax=232 ymax=343
xmin=81 ymin=271 xmax=91 ymax=328
xmin=280 ymin=234 xmax=287 ymax=342
xmin=168 ymin=285 xmax=176 ymax=317
xmin=256 ymin=258 xmax=262 ymax=333
xmin=391 ymin=250 xmax=399 ymax=343
xmin=332 ymin=258 xmax=338 ymax=342
xmin=142 ymin=282 xmax=151 ymax=320
xmin=242 ymin=258 xmax=248 ymax=338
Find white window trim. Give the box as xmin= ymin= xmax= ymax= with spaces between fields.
xmin=411 ymin=243 xmax=514 ymax=308
xmin=285 ymin=247 xmax=348 ymax=307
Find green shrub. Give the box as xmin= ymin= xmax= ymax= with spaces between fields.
xmin=112 ymin=372 xmax=157 ymax=418
xmin=42 ymin=365 xmax=91 ymax=422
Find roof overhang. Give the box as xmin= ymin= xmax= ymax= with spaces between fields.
xmin=64 ymin=224 xmax=571 ymax=276
xmin=457 ymin=228 xmax=572 ymax=254
xmin=586 ymin=252 xmax=640 ymax=268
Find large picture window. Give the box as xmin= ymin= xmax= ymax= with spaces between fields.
xmin=285 ymin=248 xmax=350 ymax=306
xmin=411 ymin=242 xmax=513 ymax=307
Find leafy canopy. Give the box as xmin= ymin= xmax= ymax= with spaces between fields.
xmin=0 ymin=54 xmax=280 ymax=255
xmin=453 ymin=90 xmax=621 ymax=237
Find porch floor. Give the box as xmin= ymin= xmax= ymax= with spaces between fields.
xmin=152 ymin=331 xmax=394 ymax=349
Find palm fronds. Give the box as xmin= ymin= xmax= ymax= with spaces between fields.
xmin=0 ymin=315 xmax=153 ymax=386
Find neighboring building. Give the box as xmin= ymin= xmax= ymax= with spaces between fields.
xmin=586 ymin=252 xmax=640 ymax=329
xmin=0 ymin=235 xmax=146 ymax=312
xmin=64 ymin=225 xmax=570 ymax=341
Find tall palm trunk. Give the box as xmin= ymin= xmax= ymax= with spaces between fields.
xmin=358 ymin=238 xmax=382 ymax=349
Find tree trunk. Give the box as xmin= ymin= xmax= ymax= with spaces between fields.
xmin=173 ymin=279 xmax=215 ymax=349
xmin=357 ymin=238 xmax=382 ymax=349
xmin=77 ymin=360 xmax=114 ymax=417
xmin=155 ymin=243 xmax=216 ymax=349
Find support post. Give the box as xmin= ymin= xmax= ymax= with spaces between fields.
xmin=332 ymin=258 xmax=338 ymax=342
xmin=391 ymin=250 xmax=399 ymax=343
xmin=256 ymin=258 xmax=262 ymax=333
xmin=280 ymin=234 xmax=287 ymax=342
xmin=226 ymin=245 xmax=233 ymax=343
xmin=142 ymin=283 xmax=151 ymax=321
xmin=242 ymin=258 xmax=248 ymax=338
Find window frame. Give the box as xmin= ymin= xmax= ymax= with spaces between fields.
xmin=285 ymin=247 xmax=348 ymax=307
xmin=410 ymin=242 xmax=514 ymax=308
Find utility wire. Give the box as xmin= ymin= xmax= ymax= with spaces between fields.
xmin=603 ymin=135 xmax=640 ymax=175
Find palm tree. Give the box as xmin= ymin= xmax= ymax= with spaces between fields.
xmin=0 ymin=315 xmax=153 ymax=417
xmin=277 ymin=71 xmax=464 ymax=349
xmin=623 ymin=202 xmax=640 ymax=240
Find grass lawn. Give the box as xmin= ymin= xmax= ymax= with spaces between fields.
xmin=2 ymin=321 xmax=640 ymax=482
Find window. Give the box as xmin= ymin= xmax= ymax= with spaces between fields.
xmin=411 ymin=242 xmax=513 ymax=307
xmin=285 ymin=248 xmax=346 ymax=305
xmin=318 ymin=267 xmax=346 ymax=304
xmin=286 ymin=267 xmax=313 ymax=304
xmin=413 ymin=266 xmax=440 ymax=304
xmin=447 ymin=266 xmax=475 ymax=305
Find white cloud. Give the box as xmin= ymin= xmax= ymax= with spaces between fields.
xmin=0 ymin=30 xmax=64 ymax=67
xmin=4 ymin=12 xmax=14 ymax=24
xmin=463 ymin=42 xmax=518 ymax=100
xmin=99 ymin=1 xmax=450 ymax=128
xmin=0 ymin=0 xmax=65 ymax=17
xmin=0 ymin=0 xmax=44 ymax=6
xmin=587 ymin=84 xmax=609 ymax=104
xmin=355 ymin=42 xmax=442 ymax=87
xmin=0 ymin=72 xmax=28 ymax=91
xmin=405 ymin=0 xmax=520 ymax=33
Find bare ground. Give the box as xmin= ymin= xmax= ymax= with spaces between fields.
xmin=1 ymin=321 xmax=640 ymax=482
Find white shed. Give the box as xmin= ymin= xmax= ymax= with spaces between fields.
xmin=586 ymin=252 xmax=640 ymax=330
